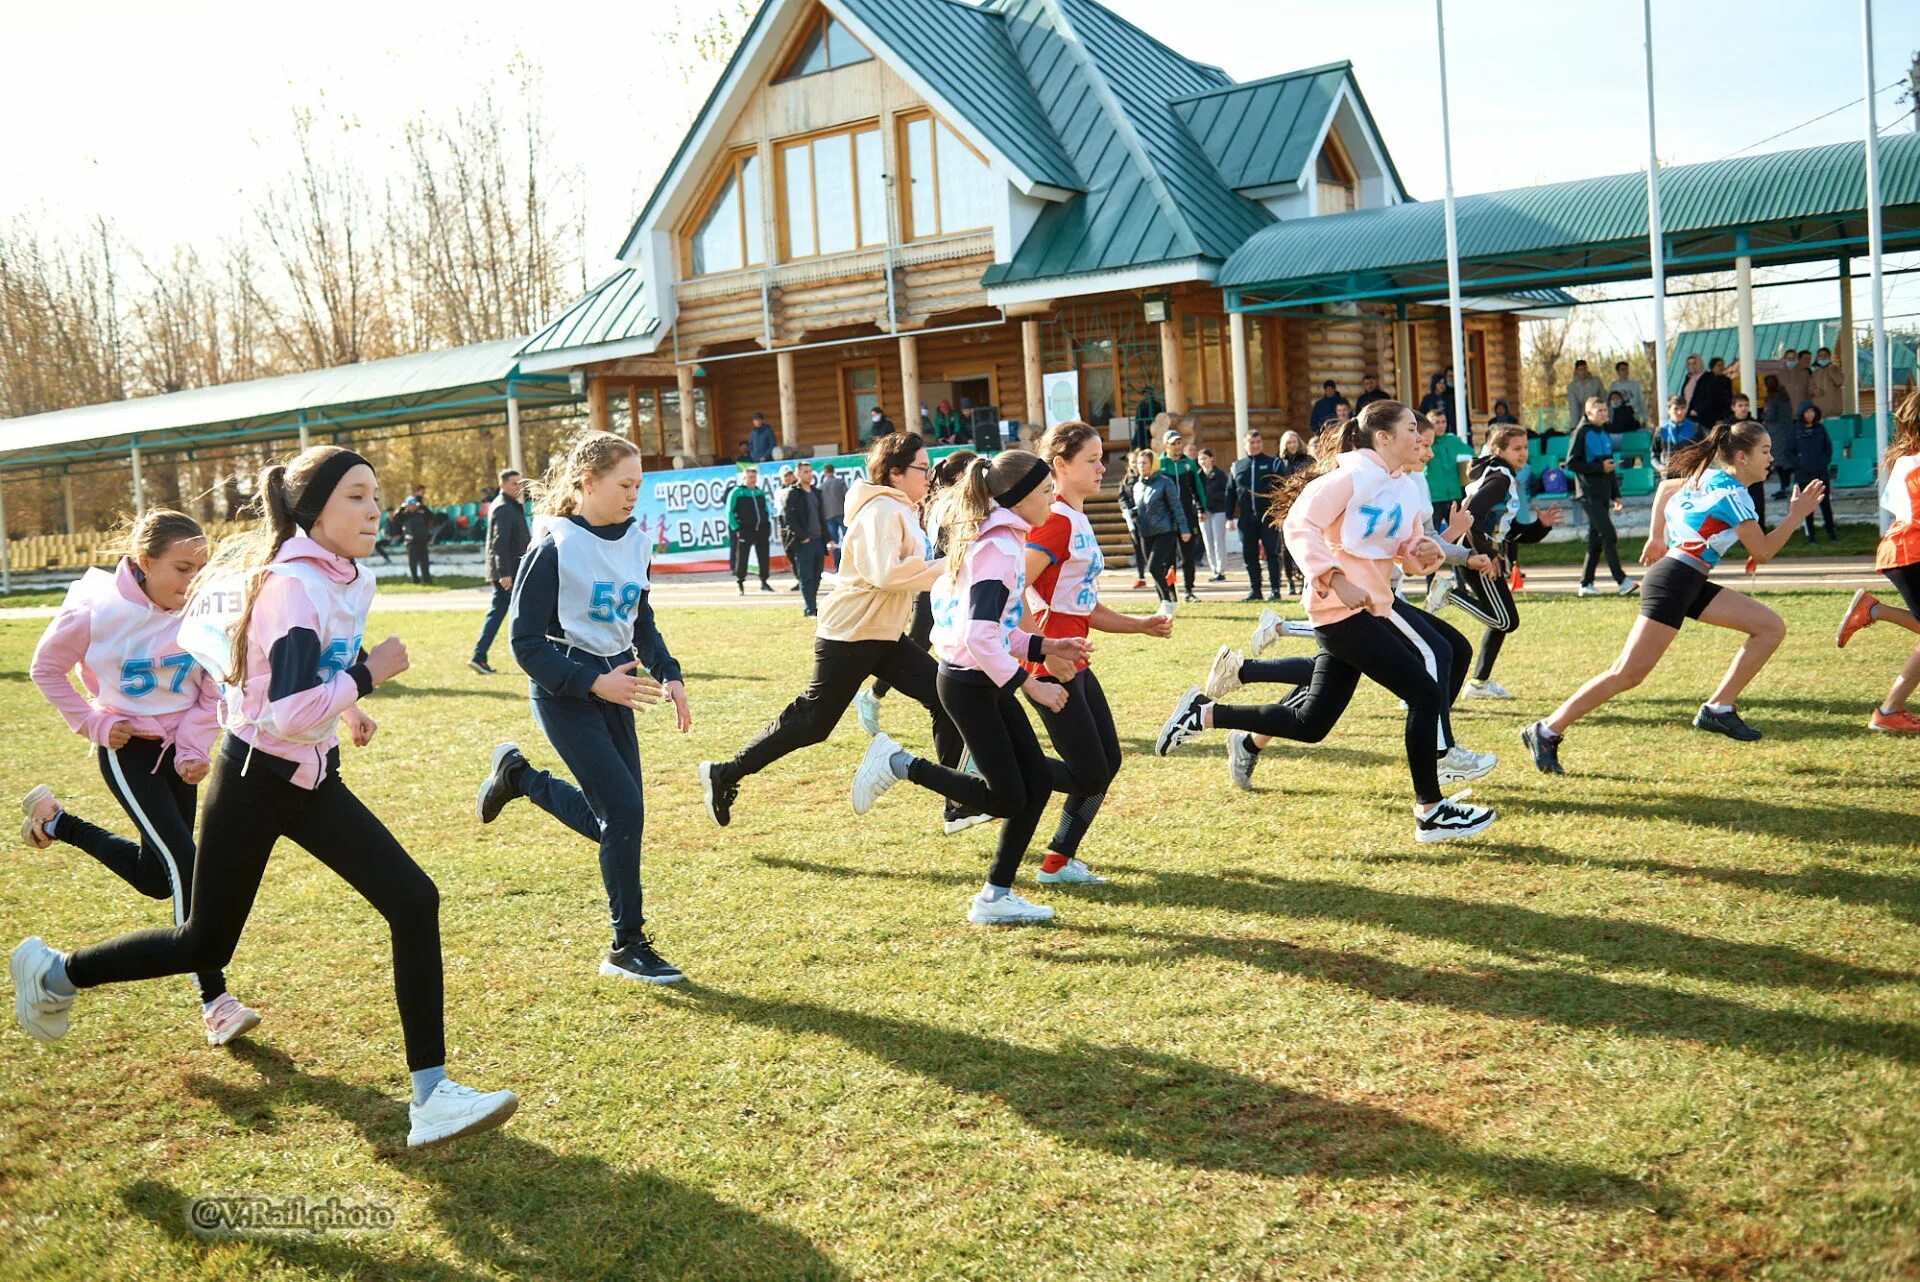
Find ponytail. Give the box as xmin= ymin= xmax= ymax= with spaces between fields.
xmin=1885 ymin=387 xmax=1920 ymax=473
xmin=1665 ymin=419 xmax=1768 ymax=487
xmin=217 ymin=448 xmax=350 ymax=686
xmin=935 ymin=449 xmax=1044 ymax=578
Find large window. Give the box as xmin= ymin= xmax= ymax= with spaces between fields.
xmin=1315 ymin=133 xmax=1358 ymax=215
xmin=900 ymin=112 xmax=994 ymax=240
xmin=779 ymin=125 xmax=885 ymax=260
xmin=1182 ymin=313 xmax=1280 ymax=408
xmin=688 ymin=151 xmax=763 ymax=277
xmin=777 ymin=13 xmax=872 ymax=80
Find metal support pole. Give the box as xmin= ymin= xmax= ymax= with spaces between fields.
xmin=297 ymin=413 xmax=310 ymax=451
xmin=61 ymin=472 xmax=76 ymax=533
xmin=1863 ymin=0 xmax=1891 ymax=510
xmin=1734 ymin=231 xmax=1756 ymax=401
xmin=0 ymin=470 xmax=10 ymax=596
xmin=1229 ymin=310 xmax=1251 ymax=459
xmin=130 ymin=442 xmax=145 ymax=516
xmin=506 ymin=393 xmax=525 ymax=475
xmin=1839 ymin=258 xmax=1858 ymax=410
xmin=1642 ymin=0 xmax=1670 ymax=424
xmin=1435 ymin=0 xmax=1469 ymax=442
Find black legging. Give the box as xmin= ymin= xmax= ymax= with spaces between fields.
xmin=1580 ymin=488 xmax=1625 ymax=586
xmin=1030 ymin=667 xmax=1121 ymax=858
xmin=871 ymin=594 xmax=933 ymax=700
xmin=1241 ymin=523 xmax=1286 ymax=596
xmin=64 ymin=737 xmax=446 ymax=1070
xmin=1444 ymin=562 xmax=1519 ymax=682
xmin=406 ymin=542 xmax=433 ymax=584
xmin=50 ymin=737 xmax=225 ymax=1004
xmin=1803 ymin=479 xmax=1837 ymax=539
xmin=1127 ymin=523 xmax=1147 ymax=578
xmin=730 ymin=635 xmax=961 ymax=779
xmin=906 ymin=670 xmax=1075 ymax=887
xmin=1210 ymin=606 xmax=1456 ymax=804
xmin=1177 ymin=507 xmax=1199 ymax=593
xmin=1144 ymin=532 xmax=1178 ymax=603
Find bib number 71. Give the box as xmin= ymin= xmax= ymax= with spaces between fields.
xmin=1357 ymin=503 xmax=1404 ymax=540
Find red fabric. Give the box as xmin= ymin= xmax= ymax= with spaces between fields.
xmin=1021 ymin=512 xmax=1090 ymax=678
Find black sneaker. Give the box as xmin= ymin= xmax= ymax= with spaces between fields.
xmin=1520 ymin=721 xmax=1564 ymax=774
xmin=760 ymin=581 xmax=774 ymax=592
xmin=1155 ymin=687 xmax=1211 ymax=756
xmin=1241 ymin=592 xmax=1262 ymax=602
xmin=699 ymin=761 xmax=738 ymax=828
xmin=1415 ymin=791 xmax=1497 ymax=843
xmin=476 ymin=743 xmax=526 ymax=824
xmin=468 ymin=658 xmax=496 ymax=676
xmin=1693 ymin=705 xmax=1762 ymax=741
xmin=1269 ymin=590 xmax=1285 ymax=601
xmin=1184 ymin=591 xmax=1201 ymax=604
xmin=943 ymin=800 xmax=993 ymax=835
xmin=600 ymin=934 xmax=684 ymax=984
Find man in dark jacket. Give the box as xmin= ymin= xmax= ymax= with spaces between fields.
xmin=1352 ymin=375 xmax=1389 ymax=412
xmin=1158 ymin=428 xmax=1207 ymax=602
xmin=1309 ymin=380 xmax=1349 ymax=430
xmin=1224 ymin=429 xmax=1287 ymax=601
xmin=1566 ymin=401 xmax=1634 ymax=594
xmin=469 ymin=469 xmax=529 ymax=674
xmin=728 ymin=466 xmax=774 ymax=594
xmin=1687 ymin=356 xmax=1735 ymax=431
xmin=781 ymin=460 xmax=828 ymax=617
xmin=396 ymin=493 xmax=436 ymax=584
xmin=746 ymin=412 xmax=777 ymax=463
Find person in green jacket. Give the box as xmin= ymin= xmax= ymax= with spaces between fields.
xmin=1423 ymin=404 xmax=1472 ymax=531
xmin=930 ymin=399 xmax=962 ymax=443
xmin=1159 ymin=426 xmax=1207 ymax=602
xmin=728 ymin=467 xmax=774 ymax=595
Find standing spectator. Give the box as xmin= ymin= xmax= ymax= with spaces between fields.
xmin=1271 ymin=429 xmax=1315 ymax=594
xmin=1309 ymin=380 xmax=1349 ymax=430
xmin=1688 ymin=356 xmax=1734 ymax=430
xmin=1565 ymin=359 xmax=1604 ymax=432
xmin=1730 ymin=393 xmax=1768 ymax=525
xmin=780 ymin=460 xmax=828 ymax=616
xmin=1776 ymin=349 xmax=1813 ymax=412
xmin=1132 ymin=385 xmax=1165 ymax=452
xmin=1608 ymin=360 xmax=1645 ymax=422
xmin=1158 ymin=426 xmax=1206 ymax=603
xmin=1810 ymin=345 xmax=1848 ymax=419
xmin=469 ymin=469 xmax=529 ymax=674
xmin=1128 ymin=449 xmax=1189 ymax=612
xmin=396 ymin=494 xmax=435 ymax=584
xmin=1196 ymin=448 xmax=1229 ymax=582
xmin=1116 ymin=451 xmax=1148 ymax=589
xmin=1225 ymin=428 xmax=1286 ymax=600
xmin=1331 ymin=401 xmax=1352 ymax=431
xmin=1424 ymin=404 xmax=1471 ymax=530
xmin=931 ymin=399 xmax=961 ymax=443
xmin=818 ymin=463 xmax=849 ymax=570
xmin=746 ymin=412 xmax=777 ymax=463
xmin=1568 ymin=397 xmax=1635 ymax=595
xmin=728 ymin=466 xmax=774 ymax=594
xmin=1353 ymin=374 xmax=1389 ymax=412
xmin=865 ymin=405 xmax=895 ymax=445
xmin=1678 ymin=353 xmax=1706 ymax=423
xmin=1763 ymin=374 xmax=1796 ymax=498
xmin=1487 ymin=398 xmax=1519 ymax=426
xmin=1419 ymin=372 xmax=1451 ymax=417
xmin=1654 ymin=395 xmax=1698 ymax=472
xmin=1790 ymin=403 xmax=1839 ymax=542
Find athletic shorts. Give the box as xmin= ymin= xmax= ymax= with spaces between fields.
xmin=1884 ymin=562 xmax=1920 ymax=615
xmin=1639 ymin=556 xmax=1721 ymax=629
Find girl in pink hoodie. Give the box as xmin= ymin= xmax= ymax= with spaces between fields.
xmin=849 ymin=450 xmax=1089 ymax=925
xmin=10 ymin=446 xmax=517 ymax=1149
xmin=22 ymin=511 xmax=260 ymax=1046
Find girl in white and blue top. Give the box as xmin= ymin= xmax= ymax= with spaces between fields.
xmin=1525 ymin=420 xmax=1829 ymax=771
xmin=476 ymin=433 xmax=690 ymax=985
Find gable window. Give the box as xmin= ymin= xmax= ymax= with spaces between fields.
xmin=1315 ymin=132 xmax=1358 ymax=215
xmin=778 ymin=124 xmax=885 ymax=261
xmin=688 ymin=150 xmax=763 ymax=277
xmin=777 ymin=12 xmax=872 ymax=81
xmin=899 ymin=111 xmax=994 ymax=240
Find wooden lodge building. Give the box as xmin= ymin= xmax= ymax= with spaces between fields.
xmin=515 ymin=0 xmax=1562 ymax=463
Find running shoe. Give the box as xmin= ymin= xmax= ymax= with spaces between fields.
xmin=943 ymin=803 xmax=994 ymax=835
xmin=1414 ymin=790 xmax=1497 ymax=843
xmin=1425 ymin=577 xmax=1454 ymax=612
xmin=1131 ymin=578 xmax=1147 ymax=590
xmin=1463 ymin=678 xmax=1512 ymax=700
xmin=1184 ymin=591 xmax=1200 ymax=604
xmin=699 ymin=760 xmax=738 ymax=828
xmin=1249 ymin=608 xmax=1284 ymax=656
xmin=1837 ymin=590 xmax=1880 ymax=649
xmin=1617 ymin=577 xmax=1639 ymax=596
xmin=1155 ymin=687 xmax=1211 ymax=756
xmin=407 ymin=1079 xmax=519 ymax=1147
xmin=967 ymin=889 xmax=1054 ymax=925
xmin=467 ymin=658 xmax=496 ymax=676
xmin=1869 ymin=707 xmax=1920 ymax=734
xmin=1203 ymin=645 xmax=1244 ymax=700
xmin=1520 ymin=720 xmax=1564 ymax=774
xmin=1693 ymin=705 xmax=1761 ymax=742
xmin=852 ymin=733 xmax=903 ymax=814
xmin=855 ymin=687 xmax=883 ymax=736
xmin=476 ymin=743 xmax=525 ymax=824
xmin=1576 ymin=584 xmax=1604 ymax=597
xmin=1227 ymin=731 xmax=1259 ymax=791
xmin=1436 ymin=744 xmax=1497 ymax=786
xmin=600 ymin=934 xmax=685 ymax=984
xmin=202 ymin=993 xmax=262 ymax=1047
xmin=10 ymin=937 xmax=74 ymax=1043
xmin=1154 ymin=599 xmax=1178 ymax=620
xmin=1036 ymin=858 xmax=1106 ymax=885
xmin=19 ymin=786 xmax=58 ymax=851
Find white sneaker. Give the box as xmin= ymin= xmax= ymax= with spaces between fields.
xmin=943 ymin=810 xmax=994 ymax=835
xmin=1436 ymin=744 xmax=1498 ymax=786
xmin=1155 ymin=687 xmax=1211 ymax=756
xmin=854 ymin=687 xmax=882 ymax=737
xmin=1415 ymin=790 xmax=1497 ymax=843
xmin=1154 ymin=599 xmax=1177 ymax=620
xmin=1463 ymin=678 xmax=1512 ymax=700
xmin=1249 ymin=608 xmax=1283 ymax=656
xmin=1203 ymin=645 xmax=1244 ymax=700
xmin=1035 ymin=858 xmax=1106 ymax=885
xmin=406 ymin=1078 xmax=520 ymax=1147
xmin=852 ymin=732 xmax=903 ymax=815
xmin=1576 ymin=584 xmax=1604 ymax=597
xmin=1426 ymin=577 xmax=1454 ymax=612
xmin=10 ymin=937 xmax=74 ymax=1043
xmin=20 ymin=786 xmax=58 ymax=851
xmin=1227 ymin=731 xmax=1260 ymax=791
xmin=967 ymin=889 xmax=1055 ymax=924
xmin=202 ymin=993 xmax=262 ymax=1047
xmin=1616 ymin=577 xmax=1639 ymax=596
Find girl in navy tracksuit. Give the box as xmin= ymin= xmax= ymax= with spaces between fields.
xmin=477 ymin=431 xmax=690 ymax=984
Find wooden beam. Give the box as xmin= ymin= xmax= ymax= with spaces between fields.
xmin=898 ymin=334 xmax=920 ymax=432
xmin=778 ymin=350 xmax=800 ymax=450
xmin=587 ymin=376 xmax=609 ymax=432
xmin=1022 ymin=319 xmax=1044 ymax=432
xmin=1159 ymin=317 xmax=1187 ymax=413
xmin=1229 ymin=310 xmax=1251 ymax=459
xmin=676 ymin=364 xmax=699 ymax=459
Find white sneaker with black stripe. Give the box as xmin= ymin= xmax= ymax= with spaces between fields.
xmin=1155 ymin=687 xmax=1210 ymax=756
xmin=1414 ymin=791 xmax=1496 ymax=842
xmin=1435 ymin=744 xmax=1497 ymax=786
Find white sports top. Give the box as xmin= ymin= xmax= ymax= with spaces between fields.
xmin=549 ymin=518 xmax=655 ymax=657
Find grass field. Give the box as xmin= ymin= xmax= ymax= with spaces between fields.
xmin=1 ymin=588 xmax=1916 ymax=1280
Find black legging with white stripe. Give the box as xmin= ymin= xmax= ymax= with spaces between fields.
xmin=1443 ymin=562 xmax=1519 ymax=683
xmin=50 ymin=737 xmax=225 ymax=1004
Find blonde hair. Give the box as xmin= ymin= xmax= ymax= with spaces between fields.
xmin=934 ymin=449 xmax=1046 ymax=580
xmin=1132 ymin=449 xmax=1159 ymax=478
xmin=528 ymin=431 xmax=641 ymax=518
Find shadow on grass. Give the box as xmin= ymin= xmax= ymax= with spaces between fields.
xmin=381 ymin=683 xmax=529 ymax=701
xmin=1119 ymin=736 xmax=1400 ymax=770
xmin=1501 ymin=788 xmax=1917 ymax=850
xmin=120 ymin=1041 xmax=844 ymax=1280
xmin=673 ymin=986 xmax=1662 ymax=1209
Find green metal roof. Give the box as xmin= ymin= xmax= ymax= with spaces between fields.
xmin=1170 ymin=62 xmax=1409 ymax=200
xmin=1221 ymin=134 xmax=1920 ymax=306
xmin=520 ymin=268 xmax=657 ymax=360
xmin=1664 ymin=319 xmax=1918 ymax=396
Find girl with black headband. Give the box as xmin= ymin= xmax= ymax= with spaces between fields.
xmin=850 ymin=449 xmax=1086 ymax=925
xmin=10 ymin=446 xmax=520 ymax=1148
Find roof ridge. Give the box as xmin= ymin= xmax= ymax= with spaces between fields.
xmin=1167 ymin=60 xmax=1353 ymax=106
xmin=1055 ymin=0 xmax=1230 ymax=86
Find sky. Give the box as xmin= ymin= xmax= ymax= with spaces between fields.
xmin=5 ymin=0 xmax=1917 ymax=358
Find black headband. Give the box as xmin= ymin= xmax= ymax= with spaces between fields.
xmin=995 ymin=456 xmax=1051 ymax=508
xmin=289 ymin=450 xmax=373 ymax=530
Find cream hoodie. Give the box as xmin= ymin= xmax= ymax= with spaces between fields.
xmin=816 ymin=479 xmax=945 ymax=642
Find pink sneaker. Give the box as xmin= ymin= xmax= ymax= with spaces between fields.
xmin=19 ymin=786 xmax=59 ymax=851
xmin=203 ymin=993 xmax=262 ymax=1047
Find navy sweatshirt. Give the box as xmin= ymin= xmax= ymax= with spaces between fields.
xmin=509 ymin=515 xmax=683 ymax=701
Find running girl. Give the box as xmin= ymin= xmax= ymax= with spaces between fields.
xmin=476 ymin=431 xmax=690 ymax=984
xmin=1156 ymin=401 xmax=1498 ymax=841
xmin=1523 ymin=420 xmax=1827 ymax=771
xmin=1018 ymin=422 xmax=1173 ymax=885
xmin=1833 ymin=388 xmax=1920 ymax=732
xmin=849 ymin=450 xmax=1085 ymax=924
xmin=10 ymin=446 xmax=517 ymax=1147
xmin=21 ymin=510 xmax=261 ymax=1046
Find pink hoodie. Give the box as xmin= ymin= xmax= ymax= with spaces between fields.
xmin=931 ymin=505 xmax=1033 ymax=689
xmin=1283 ymin=449 xmax=1434 ymax=628
xmin=30 ymin=558 xmax=221 ymax=770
